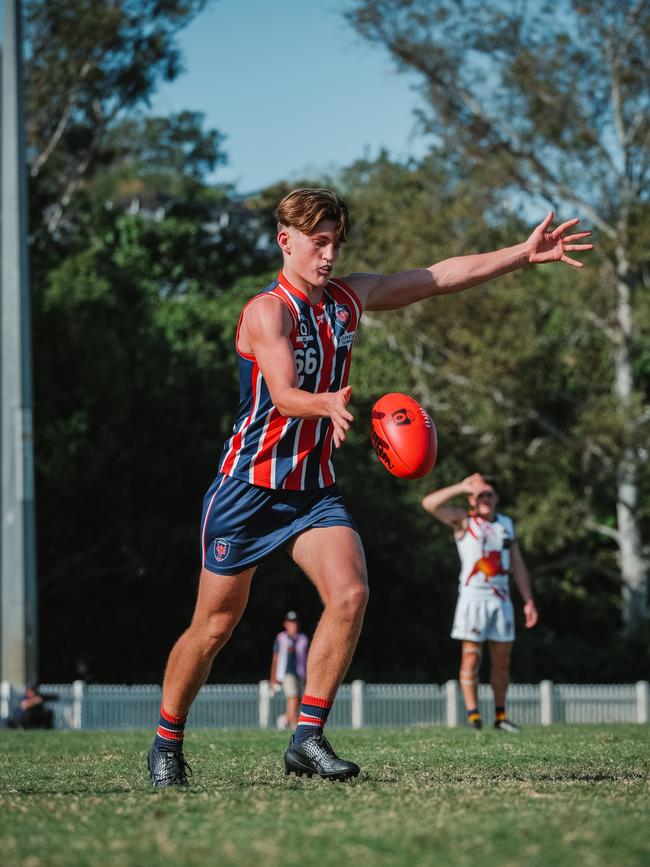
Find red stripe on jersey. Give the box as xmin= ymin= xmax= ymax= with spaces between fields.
xmin=466 ymin=517 xmax=480 ymax=540
xmin=235 ymin=289 xmax=298 ymax=359
xmin=220 ymin=361 xmax=261 ymax=476
xmin=317 ymin=307 xmax=355 ymax=486
xmin=283 ymin=305 xmax=336 ymax=489
xmin=320 ymin=424 xmax=335 ymax=487
xmin=314 ymin=310 xmax=337 ymax=485
xmin=282 ymin=418 xmax=320 ymax=491
xmin=250 ymin=408 xmax=289 ymax=487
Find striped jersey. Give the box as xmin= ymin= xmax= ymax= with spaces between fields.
xmin=456 ymin=512 xmax=515 ymax=594
xmin=218 ymin=271 xmax=362 ymax=490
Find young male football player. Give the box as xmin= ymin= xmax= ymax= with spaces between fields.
xmin=422 ymin=474 xmax=538 ymax=732
xmin=148 ymin=189 xmax=591 ymax=785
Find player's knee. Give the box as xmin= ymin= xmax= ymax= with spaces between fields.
xmin=335 ymin=580 xmax=369 ymax=618
xmin=460 ymin=654 xmax=480 ymax=680
xmin=491 ymin=655 xmax=510 ymax=675
xmin=198 ymin=613 xmax=239 ymax=653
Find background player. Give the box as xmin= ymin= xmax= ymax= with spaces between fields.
xmin=422 ymin=473 xmax=538 ymax=731
xmin=270 ymin=611 xmax=309 ymax=729
xmin=148 ymin=189 xmax=591 ymax=786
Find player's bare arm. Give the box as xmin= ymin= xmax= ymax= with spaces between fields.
xmin=510 ymin=542 xmax=538 ymax=629
xmin=346 ymin=212 xmax=593 ymax=311
xmin=421 ymin=474 xmax=487 ymax=534
xmin=239 ymin=295 xmax=354 ymax=447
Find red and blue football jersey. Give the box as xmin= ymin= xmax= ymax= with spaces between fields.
xmin=218 ymin=271 xmax=362 ymax=490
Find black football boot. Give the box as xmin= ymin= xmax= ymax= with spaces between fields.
xmin=147 ymin=745 xmax=192 ymax=787
xmin=284 ymin=733 xmax=360 ymax=781
xmin=494 ymin=718 xmax=521 ymax=733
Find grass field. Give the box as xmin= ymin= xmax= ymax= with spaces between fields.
xmin=1 ymin=725 xmax=648 ymax=867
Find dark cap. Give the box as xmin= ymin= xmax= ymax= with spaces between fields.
xmin=284 ymin=610 xmax=299 ymax=622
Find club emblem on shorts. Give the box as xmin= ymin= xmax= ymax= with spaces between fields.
xmin=214 ymin=538 xmax=230 ymax=562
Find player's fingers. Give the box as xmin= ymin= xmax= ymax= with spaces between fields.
xmin=563 ymin=231 xmax=592 ymax=242
xmin=537 ymin=210 xmax=554 ymax=232
xmin=564 ymin=244 xmax=593 ymax=251
xmin=552 ymin=218 xmax=580 ymax=238
xmin=560 ymin=254 xmax=584 ymax=268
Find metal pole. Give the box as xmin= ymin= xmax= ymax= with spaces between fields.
xmin=1 ymin=0 xmax=38 ymax=685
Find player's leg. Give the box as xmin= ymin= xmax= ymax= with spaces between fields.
xmin=488 ymin=639 xmax=519 ymax=732
xmin=283 ymin=525 xmax=368 ymax=779
xmin=148 ymin=565 xmax=254 ymax=786
xmin=286 ymin=695 xmax=300 ymax=728
xmin=282 ymin=674 xmax=300 ymax=728
xmin=290 ymin=525 xmax=368 ymax=699
xmin=459 ymin=640 xmax=483 ymax=729
xmin=162 ymin=566 xmax=255 ymax=714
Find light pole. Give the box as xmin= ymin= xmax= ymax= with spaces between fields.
xmin=1 ymin=0 xmax=38 ymax=685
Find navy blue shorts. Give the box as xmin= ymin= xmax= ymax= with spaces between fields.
xmin=200 ymin=474 xmax=358 ymax=575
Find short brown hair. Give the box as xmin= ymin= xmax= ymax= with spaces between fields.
xmin=276 ymin=188 xmax=351 ymax=243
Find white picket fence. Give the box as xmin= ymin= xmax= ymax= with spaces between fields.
xmin=1 ymin=680 xmax=648 ymax=730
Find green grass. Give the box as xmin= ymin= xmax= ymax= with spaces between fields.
xmin=1 ymin=725 xmax=648 ymax=867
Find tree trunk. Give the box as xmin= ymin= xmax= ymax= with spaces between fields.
xmin=613 ymin=245 xmax=648 ymax=634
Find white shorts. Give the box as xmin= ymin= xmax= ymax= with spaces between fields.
xmin=282 ymin=674 xmax=304 ymax=699
xmin=451 ymin=592 xmax=515 ymax=643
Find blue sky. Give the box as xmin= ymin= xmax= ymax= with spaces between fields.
xmin=151 ymin=0 xmax=431 ymax=192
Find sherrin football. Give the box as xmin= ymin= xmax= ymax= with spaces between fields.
xmin=370 ymin=392 xmax=437 ymax=480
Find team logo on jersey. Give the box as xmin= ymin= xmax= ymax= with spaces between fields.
xmin=297 ymin=317 xmax=314 ymax=344
xmin=214 ymin=538 xmax=230 ymax=562
xmin=335 ymin=304 xmax=350 ymax=326
xmin=332 ymin=304 xmax=355 ymax=348
xmin=391 ymin=408 xmax=415 ymax=426
xmin=467 ymin=551 xmax=504 ymax=584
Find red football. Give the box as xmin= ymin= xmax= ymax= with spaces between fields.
xmin=370 ymin=393 xmax=437 ymax=480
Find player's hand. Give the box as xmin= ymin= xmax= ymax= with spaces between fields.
xmin=526 ymin=212 xmax=593 ymax=269
xmin=460 ymin=473 xmax=489 ymax=496
xmin=326 ymin=386 xmax=354 ymax=448
xmin=523 ymin=599 xmax=538 ymax=628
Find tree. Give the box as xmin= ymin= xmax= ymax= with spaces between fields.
xmin=348 ymin=0 xmax=650 ymax=634
xmin=25 ymin=0 xmax=208 ymax=236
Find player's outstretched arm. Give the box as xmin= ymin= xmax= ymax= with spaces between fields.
xmin=421 ymin=474 xmax=486 ymax=530
xmin=347 ymin=212 xmax=593 ymax=311
xmin=240 ymin=295 xmax=354 ymax=447
xmin=510 ymin=543 xmax=538 ymax=628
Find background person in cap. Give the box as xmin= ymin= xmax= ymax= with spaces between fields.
xmin=270 ymin=612 xmax=309 ymax=729
xmin=422 ymin=473 xmax=538 ymax=732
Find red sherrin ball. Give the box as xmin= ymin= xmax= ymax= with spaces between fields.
xmin=370 ymin=393 xmax=437 ymax=480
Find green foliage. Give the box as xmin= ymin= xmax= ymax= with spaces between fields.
xmin=346 ymin=0 xmax=650 ymax=634
xmin=26 ymin=0 xmax=209 ymax=238
xmin=26 ymin=1 xmax=649 ymax=680
xmin=92 ymin=111 xmax=227 ymax=206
